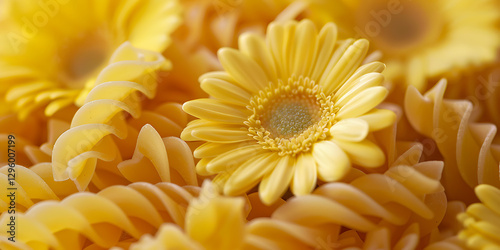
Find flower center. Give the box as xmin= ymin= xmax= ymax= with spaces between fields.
xmin=57 ymin=30 xmax=110 ymax=89
xmin=246 ymin=76 xmax=336 ymax=156
xmin=261 ymin=96 xmax=321 ymax=139
xmin=356 ymin=0 xmax=442 ymax=54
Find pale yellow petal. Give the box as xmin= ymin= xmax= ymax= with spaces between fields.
xmin=191 ymin=124 xmax=250 ymax=143
xmin=309 ymin=22 xmax=338 ymax=82
xmin=239 ymin=33 xmax=278 ymax=83
xmin=330 ymin=118 xmax=369 ymax=142
xmin=200 ymin=78 xmax=251 ymax=106
xmin=218 ymin=48 xmax=270 ymax=93
xmin=259 ymin=156 xmax=295 ymax=205
xmin=224 ymin=153 xmax=277 ymax=196
xmin=336 ymin=86 xmax=388 ymax=119
xmin=291 ymin=20 xmax=317 ymax=76
xmin=291 ymin=153 xmax=317 ymax=196
xmin=333 ymin=139 xmax=385 ymax=168
xmin=358 ymin=109 xmax=397 ymax=131
xmin=207 ymin=145 xmax=263 ymax=173
xmin=183 ymin=99 xmax=249 ymax=124
xmin=312 ymin=140 xmax=351 ymax=182
xmin=320 ymin=39 xmax=369 ymax=95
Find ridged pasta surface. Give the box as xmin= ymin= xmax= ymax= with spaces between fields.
xmin=0 ymin=182 xmax=200 ymax=250
xmin=52 ymin=42 xmax=169 ymax=190
xmin=405 ymin=79 xmax=500 ymax=203
xmin=270 ymin=142 xmax=447 ymax=249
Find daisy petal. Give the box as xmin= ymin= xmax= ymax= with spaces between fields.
xmin=239 ymin=33 xmax=278 ymax=83
xmin=259 ymin=156 xmax=295 ymax=205
xmin=333 ymin=72 xmax=384 ymax=106
xmin=330 ymin=118 xmax=369 ymax=142
xmin=291 ymin=153 xmax=317 ymax=196
xmin=358 ymin=109 xmax=397 ymax=131
xmin=333 ymin=139 xmax=385 ymax=168
xmin=200 ymin=78 xmax=251 ymax=106
xmin=194 ymin=142 xmax=252 ymax=158
xmin=312 ymin=140 xmax=351 ymax=182
xmin=224 ymin=153 xmax=277 ymax=195
xmin=207 ymin=145 xmax=262 ymax=173
xmin=218 ymin=48 xmax=270 ymax=93
xmin=195 ymin=158 xmax=212 ymax=176
xmin=191 ymin=124 xmax=250 ymax=143
xmin=320 ymin=39 xmax=369 ymax=95
xmin=336 ymin=86 xmax=388 ymax=119
xmin=291 ymin=20 xmax=317 ymax=76
xmin=183 ymin=99 xmax=249 ymax=124
xmin=309 ymin=22 xmax=338 ymax=82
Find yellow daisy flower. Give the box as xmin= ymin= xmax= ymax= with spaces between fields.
xmin=307 ymin=0 xmax=500 ymax=91
xmin=0 ymin=0 xmax=182 ymax=119
xmin=182 ymin=19 xmax=395 ymax=205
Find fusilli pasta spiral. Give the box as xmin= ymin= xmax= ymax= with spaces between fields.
xmin=52 ymin=42 xmax=169 ymax=190
xmin=0 ymin=182 xmax=199 ymax=250
xmin=405 ymin=79 xmax=500 ymax=203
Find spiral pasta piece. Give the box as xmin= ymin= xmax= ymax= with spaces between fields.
xmin=52 ymin=42 xmax=169 ymax=190
xmin=117 ymin=124 xmax=198 ymax=187
xmin=458 ymin=184 xmax=500 ymax=249
xmin=271 ymin=141 xmax=447 ymax=248
xmin=0 ymin=162 xmax=88 ymax=213
xmin=405 ymin=79 xmax=500 ymax=203
xmin=0 ymin=182 xmax=199 ymax=250
xmin=127 ymin=181 xmax=329 ymax=250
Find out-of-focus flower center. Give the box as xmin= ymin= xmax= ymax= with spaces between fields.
xmin=379 ymin=5 xmax=427 ymax=45
xmin=57 ymin=31 xmax=110 ymax=89
xmin=246 ymin=76 xmax=336 ymax=156
xmin=356 ymin=1 xmax=441 ymax=53
xmin=261 ymin=96 xmax=321 ymax=139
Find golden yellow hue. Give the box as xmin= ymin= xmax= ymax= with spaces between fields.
xmin=182 ymin=19 xmax=395 ymax=205
xmin=128 ymin=181 xmax=331 ymax=250
xmin=1 ymin=1 xmax=500 ymax=249
xmin=405 ymin=79 xmax=500 ymax=203
xmin=458 ymin=184 xmax=500 ymax=249
xmin=0 ymin=0 xmax=181 ymax=119
xmin=307 ymin=0 xmax=500 ymax=91
xmin=0 ymin=182 xmax=199 ymax=249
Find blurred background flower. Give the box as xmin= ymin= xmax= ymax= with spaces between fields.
xmin=0 ymin=0 xmax=182 ymax=119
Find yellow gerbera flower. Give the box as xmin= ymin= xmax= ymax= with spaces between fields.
xmin=307 ymin=0 xmax=500 ymax=91
xmin=182 ymin=19 xmax=395 ymax=205
xmin=0 ymin=0 xmax=182 ymax=119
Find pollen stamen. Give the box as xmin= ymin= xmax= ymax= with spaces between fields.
xmin=246 ymin=76 xmax=337 ymax=156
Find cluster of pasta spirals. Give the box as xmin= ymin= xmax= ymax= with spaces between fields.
xmin=268 ymin=141 xmax=447 ymax=249
xmin=0 ymin=182 xmax=200 ymax=250
xmin=405 ymin=79 xmax=500 ymax=204
xmin=0 ymin=122 xmax=198 ymax=215
xmin=52 ymin=42 xmax=169 ymax=191
xmin=123 ymin=181 xmax=329 ymax=250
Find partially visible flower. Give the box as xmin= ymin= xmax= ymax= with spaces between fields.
xmin=182 ymin=19 xmax=395 ymax=205
xmin=0 ymin=0 xmax=182 ymax=119
xmin=306 ymin=0 xmax=500 ymax=92
xmin=458 ymin=184 xmax=500 ymax=249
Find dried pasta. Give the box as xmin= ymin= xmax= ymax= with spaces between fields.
xmin=270 ymin=137 xmax=447 ymax=248
xmin=405 ymin=79 xmax=500 ymax=203
xmin=52 ymin=42 xmax=169 ymax=191
xmin=0 ymin=182 xmax=199 ymax=250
